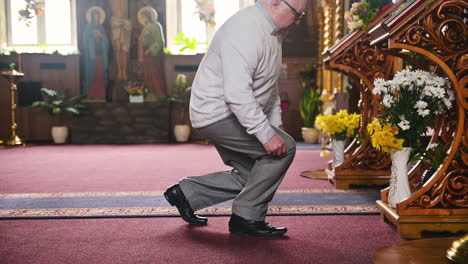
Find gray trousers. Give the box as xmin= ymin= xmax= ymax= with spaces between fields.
xmin=179 ymin=115 xmax=296 ymax=221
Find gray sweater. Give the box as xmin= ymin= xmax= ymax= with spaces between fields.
xmin=189 ymin=2 xmax=282 ymax=144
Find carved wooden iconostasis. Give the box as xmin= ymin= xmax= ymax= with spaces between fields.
xmin=316 ymin=0 xmax=467 ymax=238
xmin=368 ymin=0 xmax=467 ymax=239
xmin=319 ymin=2 xmax=402 ymax=189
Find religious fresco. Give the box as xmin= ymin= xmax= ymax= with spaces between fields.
xmin=110 ymin=0 xmax=132 ymax=81
xmin=137 ymin=6 xmax=166 ymax=96
xmin=78 ymin=0 xmax=167 ymax=101
xmin=82 ymin=6 xmax=109 ymax=100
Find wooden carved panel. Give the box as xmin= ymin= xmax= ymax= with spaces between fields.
xmin=389 ymin=0 xmax=468 ymax=211
xmin=326 ymin=35 xmax=394 ymax=171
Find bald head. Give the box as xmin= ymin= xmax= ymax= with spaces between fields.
xmin=260 ymin=0 xmax=308 ymax=30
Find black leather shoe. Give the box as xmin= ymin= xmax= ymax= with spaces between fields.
xmin=164 ymin=184 xmax=207 ymax=225
xmin=229 ymin=214 xmax=287 ymax=236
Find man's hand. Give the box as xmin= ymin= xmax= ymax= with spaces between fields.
xmin=263 ymin=134 xmax=286 ymax=156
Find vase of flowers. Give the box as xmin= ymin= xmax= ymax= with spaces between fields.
xmin=126 ymin=81 xmax=146 ymax=103
xmin=388 ymin=147 xmax=412 ymax=208
xmin=345 ymin=0 xmax=378 ymax=32
xmin=367 ymin=69 xmax=455 ymax=208
xmin=315 ymin=110 xmax=361 ymax=176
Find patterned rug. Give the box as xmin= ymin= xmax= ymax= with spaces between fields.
xmin=0 ymin=189 xmax=380 ymax=219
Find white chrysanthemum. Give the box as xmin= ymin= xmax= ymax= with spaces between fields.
xmin=427 ymin=143 xmax=438 ymax=150
xmin=414 ymin=100 xmax=428 ymax=109
xmin=415 ymin=76 xmax=425 ymax=87
xmin=433 ymin=76 xmax=445 ymax=87
xmin=389 ymin=80 xmax=399 ymax=91
xmin=395 ymin=69 xmax=411 ymax=79
xmin=414 ymin=69 xmax=428 ymax=78
xmin=382 ymin=94 xmax=395 ymax=108
xmin=372 ymin=86 xmax=382 ymax=95
xmin=417 ymin=108 xmax=430 ymax=117
xmin=398 ymin=119 xmax=411 ymax=131
xmin=372 ymin=78 xmax=388 ymax=95
xmin=423 ymin=85 xmax=435 ymax=97
xmin=374 ymin=78 xmax=386 ymax=87
xmin=445 ymin=78 xmax=452 ymax=89
xmin=395 ymin=77 xmax=409 ymax=87
xmin=432 ymin=87 xmax=445 ymax=99
xmin=447 ymin=89 xmax=455 ymax=101
xmin=443 ymin=98 xmax=452 ymax=109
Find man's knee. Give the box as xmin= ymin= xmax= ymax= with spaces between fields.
xmin=279 ymin=131 xmax=296 ymax=156
xmin=285 ymin=135 xmax=296 ymax=154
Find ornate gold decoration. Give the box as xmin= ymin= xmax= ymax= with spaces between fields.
xmin=86 ymin=6 xmax=106 ymax=24
xmin=1 ymin=65 xmax=24 ymax=146
xmin=137 ymin=6 xmax=158 ymax=25
xmin=333 ymin=0 xmax=344 ymax=93
xmin=447 ymin=234 xmax=468 ymax=263
xmin=320 ymin=1 xmax=334 ymax=104
xmin=316 ymin=4 xmax=324 ymax=93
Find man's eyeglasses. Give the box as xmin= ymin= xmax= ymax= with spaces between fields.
xmin=281 ymin=0 xmax=306 ymax=22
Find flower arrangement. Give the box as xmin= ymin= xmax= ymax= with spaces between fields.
xmin=315 ymin=110 xmax=361 ymax=141
xmin=345 ymin=0 xmax=378 ymax=32
xmin=194 ymin=0 xmax=216 ymax=28
xmin=125 ymin=81 xmax=146 ymax=96
xmin=18 ymin=0 xmax=45 ymax=27
xmin=367 ymin=118 xmax=403 ymax=152
xmin=367 ymin=70 xmax=455 ymax=152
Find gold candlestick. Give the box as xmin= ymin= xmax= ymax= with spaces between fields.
xmin=1 ymin=65 xmax=24 ymax=146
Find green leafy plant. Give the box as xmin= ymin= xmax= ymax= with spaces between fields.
xmin=300 ymin=87 xmax=322 ymax=128
xmin=299 ymin=65 xmax=321 ymax=128
xmin=166 ymin=74 xmax=191 ymax=124
xmin=174 ymin=33 xmax=198 ymax=53
xmin=31 ymin=88 xmax=85 ymax=124
xmin=299 ymin=65 xmax=317 ymax=88
xmin=37 ymin=42 xmax=48 ymax=53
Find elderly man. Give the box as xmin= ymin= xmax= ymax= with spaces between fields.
xmin=165 ymin=0 xmax=307 ymax=236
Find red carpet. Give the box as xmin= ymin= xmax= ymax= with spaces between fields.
xmin=0 ymin=144 xmax=332 ymax=193
xmin=0 ymin=144 xmax=404 ymax=263
xmin=0 ymin=215 xmax=403 ymax=264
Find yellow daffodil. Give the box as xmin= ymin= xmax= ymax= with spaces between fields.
xmin=315 ymin=110 xmax=361 ymax=140
xmin=367 ymin=119 xmax=404 ymax=152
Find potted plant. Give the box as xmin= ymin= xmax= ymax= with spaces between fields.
xmin=167 ymin=74 xmax=191 ymax=142
xmin=299 ymin=65 xmax=321 ymax=143
xmin=31 ymin=88 xmax=85 ymax=144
